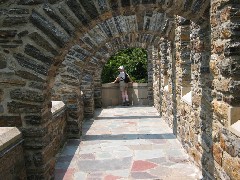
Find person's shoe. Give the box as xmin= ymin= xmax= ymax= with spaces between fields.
xmin=122 ymin=102 xmax=126 ymax=106
xmin=126 ymin=101 xmax=130 ymax=106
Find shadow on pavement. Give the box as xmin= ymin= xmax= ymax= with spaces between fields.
xmin=82 ymin=133 xmax=176 ymax=141
xmin=94 ymin=116 xmax=161 ymax=120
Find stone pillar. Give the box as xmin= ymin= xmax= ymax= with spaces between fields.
xmin=175 ymin=16 xmax=191 ymax=95
xmin=81 ymin=71 xmax=95 ymax=118
xmin=160 ymin=38 xmax=175 ymax=128
xmin=174 ymin=16 xmax=199 ymax=146
xmin=94 ymin=69 xmax=102 ymax=108
xmin=211 ymin=1 xmax=240 ymax=179
xmin=190 ymin=21 xmax=213 ymax=179
xmin=0 ymin=62 xmax=55 ymax=178
xmin=160 ymin=39 xmax=171 ymax=119
xmin=52 ymin=63 xmax=83 ymax=138
xmin=65 ymin=90 xmax=84 ymax=138
xmin=20 ymin=94 xmax=54 ymax=179
xmin=159 ymin=17 xmax=191 ymax=134
xmin=147 ymin=46 xmax=155 ymax=106
xmin=152 ymin=45 xmax=161 ymax=110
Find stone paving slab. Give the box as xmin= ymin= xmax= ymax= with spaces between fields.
xmin=55 ymin=106 xmax=202 ymax=180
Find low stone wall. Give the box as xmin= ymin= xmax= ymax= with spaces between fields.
xmin=0 ymin=127 xmax=26 ymax=179
xmin=47 ymin=102 xmax=68 ymax=179
xmin=101 ymin=83 xmax=148 ymax=107
xmin=51 ymin=102 xmax=68 ymax=155
xmin=0 ymin=102 xmax=69 ymax=179
xmin=0 ymin=102 xmax=71 ymax=179
xmin=23 ymin=102 xmax=68 ymax=179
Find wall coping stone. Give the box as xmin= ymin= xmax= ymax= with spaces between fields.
xmin=230 ymin=121 xmax=240 ymax=137
xmin=164 ymin=85 xmax=169 ymax=92
xmin=227 ymin=106 xmax=240 ymax=137
xmin=181 ymin=91 xmax=192 ymax=106
xmin=228 ymin=106 xmax=240 ymax=125
xmin=0 ymin=127 xmax=22 ymax=152
xmin=102 ymin=83 xmax=147 ymax=88
xmin=101 ymin=83 xmax=149 ymax=107
xmin=51 ymin=101 xmax=66 ymax=115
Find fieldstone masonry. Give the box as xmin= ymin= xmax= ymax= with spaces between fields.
xmin=0 ymin=0 xmax=240 ymax=179
xmin=0 ymin=128 xmax=26 ymax=179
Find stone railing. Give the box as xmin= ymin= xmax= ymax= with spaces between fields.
xmin=101 ymin=83 xmax=148 ymax=107
xmin=0 ymin=127 xmax=26 ymax=179
xmin=0 ymin=102 xmax=70 ymax=179
xmin=50 ymin=101 xmax=68 ymax=159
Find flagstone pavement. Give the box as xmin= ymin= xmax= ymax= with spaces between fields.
xmin=55 ymin=106 xmax=202 ymax=180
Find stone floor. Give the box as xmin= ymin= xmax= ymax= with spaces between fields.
xmin=55 ymin=106 xmax=202 ymax=180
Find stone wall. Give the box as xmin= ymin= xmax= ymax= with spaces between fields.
xmin=94 ymin=71 xmax=103 ymax=108
xmin=152 ymin=45 xmax=161 ymax=112
xmin=153 ymin=1 xmax=240 ymax=178
xmin=23 ymin=103 xmax=68 ymax=179
xmin=102 ymin=83 xmax=148 ymax=107
xmin=159 ymin=38 xmax=177 ymax=133
xmin=0 ymin=106 xmax=68 ymax=179
xmin=210 ymin=1 xmax=240 ymax=179
xmin=50 ymin=105 xmax=68 ymax=164
xmin=81 ymin=72 xmax=95 ymax=118
xmin=52 ymin=58 xmax=84 ymax=138
xmin=0 ymin=128 xmax=26 ymax=179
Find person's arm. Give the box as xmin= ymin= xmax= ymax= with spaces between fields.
xmin=128 ymin=75 xmax=133 ymax=83
xmin=112 ymin=77 xmax=120 ymax=83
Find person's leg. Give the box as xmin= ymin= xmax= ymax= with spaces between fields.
xmin=120 ymin=83 xmax=126 ymax=105
xmin=124 ymin=88 xmax=130 ymax=106
xmin=123 ymin=83 xmax=129 ymax=105
xmin=121 ymin=90 xmax=126 ymax=105
xmin=125 ymin=89 xmax=129 ymax=101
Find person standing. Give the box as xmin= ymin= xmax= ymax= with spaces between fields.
xmin=113 ymin=66 xmax=132 ymax=106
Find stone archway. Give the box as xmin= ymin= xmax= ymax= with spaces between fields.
xmin=0 ymin=0 xmax=210 ymax=178
xmin=1 ymin=0 xmax=240 ymax=179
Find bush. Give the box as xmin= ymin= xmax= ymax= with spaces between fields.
xmin=101 ymin=48 xmax=148 ymax=83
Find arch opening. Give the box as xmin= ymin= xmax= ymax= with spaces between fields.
xmin=99 ymin=47 xmax=151 ymax=107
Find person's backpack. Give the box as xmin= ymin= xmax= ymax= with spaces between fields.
xmin=124 ymin=73 xmax=130 ymax=83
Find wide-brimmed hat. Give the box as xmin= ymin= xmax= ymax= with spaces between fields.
xmin=118 ymin=66 xmax=124 ymax=70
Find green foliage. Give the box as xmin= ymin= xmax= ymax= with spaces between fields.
xmin=101 ymin=48 xmax=148 ymax=83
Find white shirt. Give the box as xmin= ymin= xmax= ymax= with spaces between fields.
xmin=118 ymin=72 xmax=125 ymax=81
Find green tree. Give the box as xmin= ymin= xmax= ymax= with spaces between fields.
xmin=101 ymin=48 xmax=148 ymax=83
